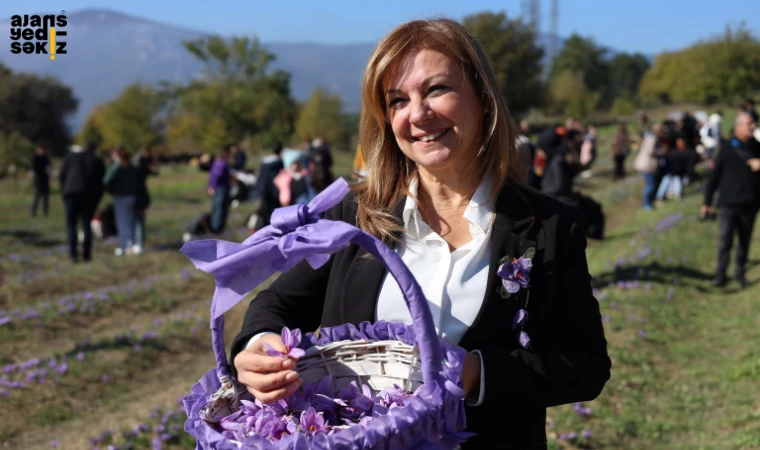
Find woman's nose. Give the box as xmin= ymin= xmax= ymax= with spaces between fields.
xmin=409 ymin=98 xmax=432 ymax=125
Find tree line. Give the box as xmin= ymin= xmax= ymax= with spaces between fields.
xmin=1 ymin=12 xmax=758 ymax=171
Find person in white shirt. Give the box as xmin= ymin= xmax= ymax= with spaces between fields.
xmin=230 ymin=18 xmax=610 ymax=449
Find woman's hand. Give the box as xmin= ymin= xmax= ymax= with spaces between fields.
xmin=233 ymin=333 xmax=303 ymax=403
xmin=462 ymin=351 xmax=481 ymax=399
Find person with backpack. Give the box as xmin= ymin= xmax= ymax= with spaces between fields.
xmin=702 ymin=112 xmax=760 ymax=289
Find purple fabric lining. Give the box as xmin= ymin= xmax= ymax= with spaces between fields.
xmin=304 ymin=320 xmax=417 ymax=348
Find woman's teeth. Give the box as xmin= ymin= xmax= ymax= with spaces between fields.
xmin=419 ymin=129 xmax=448 ymax=142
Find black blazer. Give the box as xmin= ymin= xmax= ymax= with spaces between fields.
xmin=704 ymin=137 xmax=760 ymax=209
xmin=230 ymin=182 xmax=612 ymax=449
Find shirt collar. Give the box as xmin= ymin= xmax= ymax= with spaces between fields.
xmin=403 ymin=175 xmax=494 ymax=239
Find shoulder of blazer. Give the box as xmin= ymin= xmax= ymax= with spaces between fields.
xmin=499 ymin=181 xmax=584 ymax=241
xmin=329 ymin=189 xmax=405 ymax=227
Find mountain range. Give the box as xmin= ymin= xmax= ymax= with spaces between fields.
xmin=0 ymin=8 xmax=646 ymax=133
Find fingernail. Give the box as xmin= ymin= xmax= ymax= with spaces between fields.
xmin=286 ymin=372 xmax=298 ymax=381
xmin=282 ymin=359 xmax=293 ymax=368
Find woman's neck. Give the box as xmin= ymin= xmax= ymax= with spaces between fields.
xmin=415 ymin=167 xmax=482 ymax=211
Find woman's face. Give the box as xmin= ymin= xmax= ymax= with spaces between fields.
xmin=384 ymin=49 xmax=484 ymax=175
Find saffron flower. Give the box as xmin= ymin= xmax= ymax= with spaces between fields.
xmin=498 ymin=257 xmax=532 ymax=293
xmin=297 ymin=408 xmax=329 ymax=436
xmin=264 ymin=327 xmax=306 ymax=359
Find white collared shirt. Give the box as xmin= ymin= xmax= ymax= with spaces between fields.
xmin=375 ymin=176 xmax=493 ymax=405
xmin=375 ymin=176 xmax=493 ymax=344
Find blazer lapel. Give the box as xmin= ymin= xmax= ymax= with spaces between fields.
xmin=340 ymin=197 xmax=406 ymax=326
xmin=459 ymin=185 xmax=535 ymax=350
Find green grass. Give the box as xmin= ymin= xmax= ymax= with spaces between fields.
xmin=547 ymin=188 xmax=760 ymax=449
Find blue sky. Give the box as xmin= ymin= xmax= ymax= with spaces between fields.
xmin=3 ymin=0 xmax=757 ymax=54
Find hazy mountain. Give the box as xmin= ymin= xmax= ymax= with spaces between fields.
xmin=0 ymin=8 xmax=650 ymax=133
xmin=0 ymin=9 xmax=373 ymax=132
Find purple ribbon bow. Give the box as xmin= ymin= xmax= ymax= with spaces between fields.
xmin=180 ymin=178 xmax=360 ymax=320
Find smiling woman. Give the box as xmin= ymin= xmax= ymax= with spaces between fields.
xmin=229 ymin=18 xmax=611 ymax=450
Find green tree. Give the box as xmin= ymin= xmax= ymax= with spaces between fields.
xmin=549 ymin=70 xmax=601 ymax=122
xmin=0 ymin=63 xmax=78 ymax=157
xmin=295 ymin=87 xmax=346 ymax=146
xmin=0 ymin=130 xmax=35 ymax=173
xmin=462 ymin=11 xmax=545 ymax=116
xmin=639 ymin=23 xmax=760 ymax=104
xmin=550 ymin=34 xmax=610 ymax=105
xmin=164 ymin=35 xmax=297 ymax=152
xmin=609 ymin=96 xmax=638 ymax=118
xmin=95 ymin=83 xmax=163 ymax=151
xmin=77 ymin=104 xmax=106 ymax=147
xmin=609 ymin=52 xmax=650 ymax=100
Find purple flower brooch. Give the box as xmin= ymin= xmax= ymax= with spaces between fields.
xmin=497 ymin=247 xmax=535 ymax=349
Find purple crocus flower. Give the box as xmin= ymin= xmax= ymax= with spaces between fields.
xmin=378 ymin=385 xmax=410 ymax=409
xmin=519 ymin=331 xmax=531 ymax=349
xmin=297 ymin=408 xmax=329 ymax=436
xmin=582 ymin=429 xmax=592 ymax=438
xmin=264 ymin=327 xmax=305 ymax=359
xmin=568 ymin=432 xmax=578 ymax=440
xmin=498 ymin=257 xmax=532 ymax=293
xmin=512 ymin=309 xmax=528 ymax=330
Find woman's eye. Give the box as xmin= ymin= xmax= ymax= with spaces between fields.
xmin=388 ymin=98 xmax=406 ymax=108
xmin=429 ymin=85 xmax=448 ymax=94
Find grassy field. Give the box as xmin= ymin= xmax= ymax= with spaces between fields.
xmin=1 ymin=135 xmax=759 ymax=449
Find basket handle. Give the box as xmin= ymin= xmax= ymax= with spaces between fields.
xmin=180 ymin=178 xmax=443 ymax=387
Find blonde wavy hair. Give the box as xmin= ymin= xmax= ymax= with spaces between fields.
xmin=355 ymin=18 xmax=524 ymax=244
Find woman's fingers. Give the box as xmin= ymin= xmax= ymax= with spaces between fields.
xmin=234 ymin=350 xmax=294 ymax=374
xmin=238 ymin=367 xmax=301 ymax=393
xmin=233 ymin=334 xmax=305 ymax=404
xmin=247 ymin=377 xmax=303 ymax=404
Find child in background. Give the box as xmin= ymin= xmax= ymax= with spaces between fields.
xmin=274 ymin=160 xmax=314 ymax=207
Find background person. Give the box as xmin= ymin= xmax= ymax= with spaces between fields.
xmin=132 ymin=146 xmax=157 ymax=254
xmin=702 ymin=112 xmax=760 ymax=289
xmin=30 ymin=145 xmax=51 ymax=217
xmin=59 ymin=142 xmax=105 ymax=263
xmin=207 ymin=147 xmax=233 ymax=234
xmin=103 ymin=146 xmax=141 ymax=256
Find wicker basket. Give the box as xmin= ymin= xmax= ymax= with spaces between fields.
xmin=180 ymin=178 xmax=470 ymax=449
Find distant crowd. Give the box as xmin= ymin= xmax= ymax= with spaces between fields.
xmin=187 ymin=136 xmax=336 ymax=240
xmin=27 ymin=98 xmax=759 ymax=272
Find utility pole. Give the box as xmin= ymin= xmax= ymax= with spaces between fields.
xmin=549 ymin=0 xmax=559 ymax=64
xmin=521 ymin=0 xmax=541 ymax=35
